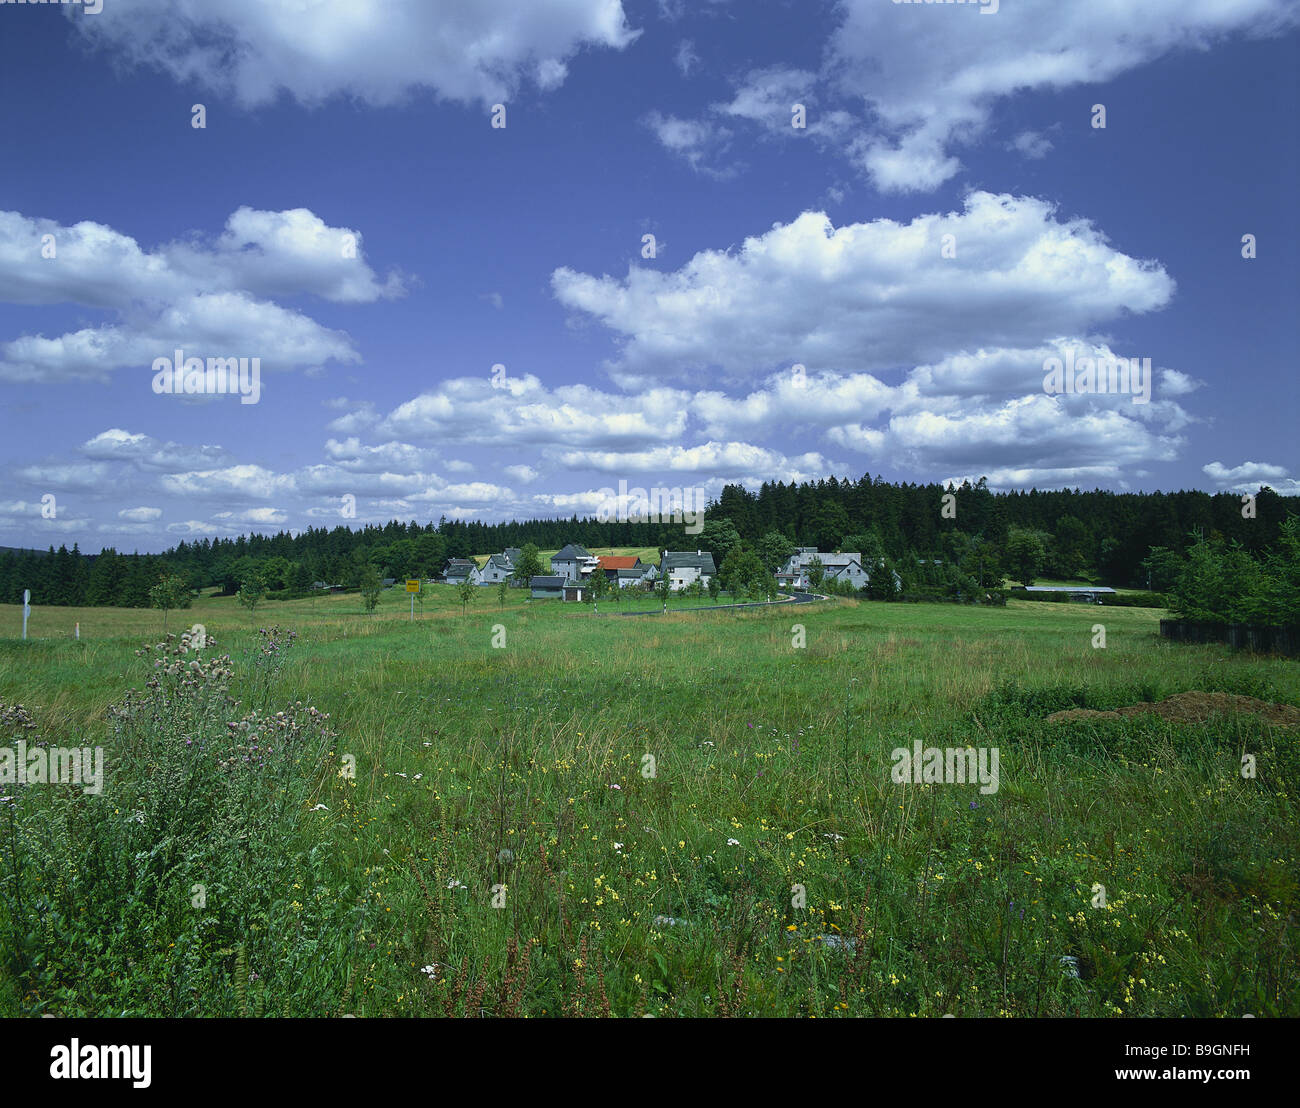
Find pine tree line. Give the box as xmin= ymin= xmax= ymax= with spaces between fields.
xmin=1 ymin=476 xmax=1293 ymax=608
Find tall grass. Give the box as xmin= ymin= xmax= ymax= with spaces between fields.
xmin=0 ymin=591 xmax=1295 ymax=1016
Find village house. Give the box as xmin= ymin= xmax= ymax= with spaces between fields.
xmin=550 ymin=543 xmax=600 ymax=582
xmin=779 ymin=550 xmax=872 ymax=590
xmin=660 ymin=550 xmax=717 ymax=591
xmin=596 ymin=555 xmax=641 ymax=582
xmin=442 ymin=558 xmax=482 ymax=586
xmin=616 ymin=564 xmax=658 ymax=589
xmin=478 ymin=551 xmax=515 ymax=585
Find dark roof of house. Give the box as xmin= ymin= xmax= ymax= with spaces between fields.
xmin=382 ymin=578 xmax=397 ymax=586
xmin=661 ymin=551 xmax=717 ymax=574
xmin=796 ymin=551 xmax=861 ymax=566
xmin=503 ymin=548 xmax=522 ymax=563
xmin=484 ymin=554 xmax=512 ymax=569
xmin=616 ymin=566 xmax=650 ymax=578
xmin=444 ymin=562 xmax=476 ymax=578
xmin=446 ymin=558 xmax=477 ymax=567
xmin=552 ymin=543 xmax=592 ymax=561
xmin=530 ymin=576 xmax=567 ymax=587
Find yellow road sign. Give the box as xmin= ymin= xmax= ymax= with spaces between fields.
xmin=405 ymin=579 xmax=421 ymax=593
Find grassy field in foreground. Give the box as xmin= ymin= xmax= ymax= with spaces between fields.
xmin=0 ymin=588 xmax=1296 ymax=1017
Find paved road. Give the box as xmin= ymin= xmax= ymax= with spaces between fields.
xmin=613 ymin=591 xmax=821 ymax=616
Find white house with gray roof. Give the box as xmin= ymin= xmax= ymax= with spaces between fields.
xmin=660 ymin=550 xmax=716 ymax=590
xmin=442 ymin=558 xmax=482 ymax=586
xmin=479 ymin=551 xmax=517 ymax=585
xmin=780 ymin=550 xmax=870 ymax=590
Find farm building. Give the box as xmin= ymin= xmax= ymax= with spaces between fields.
xmin=1023 ymin=586 xmax=1116 ymax=603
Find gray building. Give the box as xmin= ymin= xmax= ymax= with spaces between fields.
xmin=530 ymin=575 xmax=566 ymax=599
xmin=550 ymin=543 xmax=597 ymax=582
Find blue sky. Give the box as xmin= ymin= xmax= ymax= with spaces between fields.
xmin=0 ymin=0 xmax=1296 ymax=553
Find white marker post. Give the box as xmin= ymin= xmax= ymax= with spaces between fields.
xmin=75 ymin=622 xmax=80 ymax=641
xmin=22 ymin=589 xmax=31 ymax=640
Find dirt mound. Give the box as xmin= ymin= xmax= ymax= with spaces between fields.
xmin=1046 ymin=691 xmax=1300 ymax=728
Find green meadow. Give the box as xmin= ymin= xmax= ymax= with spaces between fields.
xmin=0 ymin=587 xmax=1296 ymax=1017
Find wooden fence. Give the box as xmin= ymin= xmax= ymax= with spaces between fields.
xmin=1160 ymin=619 xmax=1300 ymax=657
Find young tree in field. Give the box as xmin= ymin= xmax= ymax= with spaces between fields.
xmin=149 ymin=573 xmax=191 ymax=631
xmin=497 ymin=579 xmax=509 ymax=608
xmin=589 ymin=568 xmax=609 ymax=610
xmin=1005 ymin=527 xmax=1048 ymax=587
xmin=656 ymin=573 xmax=671 ymax=612
xmin=457 ymin=576 xmax=479 ymax=615
xmin=511 ymin=543 xmax=543 ymax=586
xmin=236 ymin=573 xmax=267 ymax=618
xmin=359 ymin=565 xmax=383 ymax=612
xmin=708 ymin=575 xmax=722 ymax=605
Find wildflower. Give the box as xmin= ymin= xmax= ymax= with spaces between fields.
xmin=727 ymin=838 xmax=740 ymax=847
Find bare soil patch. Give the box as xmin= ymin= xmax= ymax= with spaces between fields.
xmin=1045 ymin=691 xmax=1300 ymax=728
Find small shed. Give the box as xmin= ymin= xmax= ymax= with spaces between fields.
xmin=530 ymin=575 xmax=566 ymax=599
xmin=563 ymin=585 xmax=586 ymax=602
